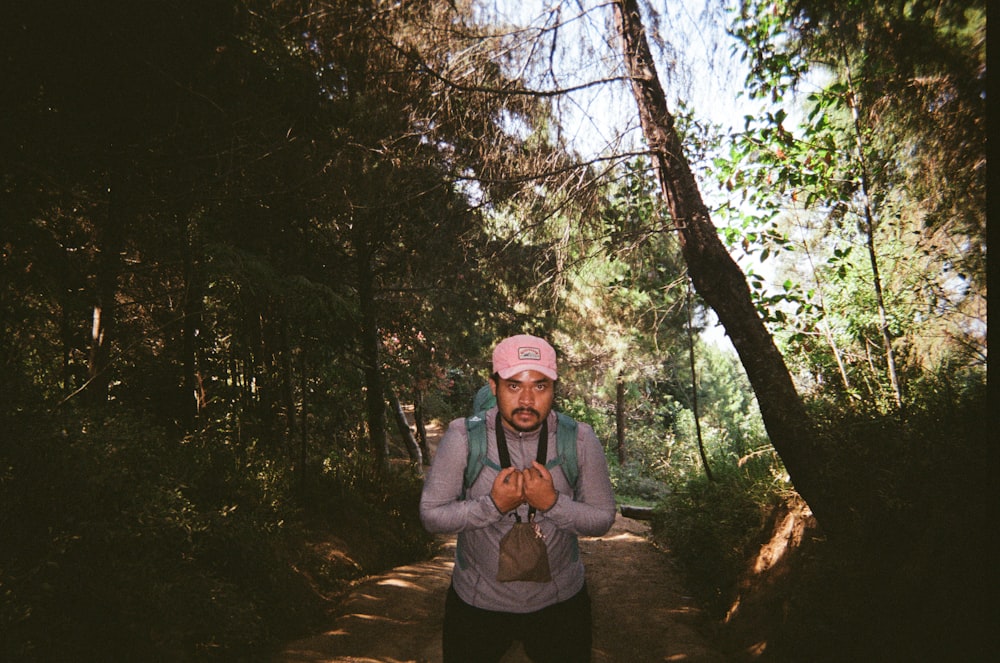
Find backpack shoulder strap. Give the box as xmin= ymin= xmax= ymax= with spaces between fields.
xmin=467 ymin=412 xmax=579 ymax=494
xmin=463 ymin=413 xmax=500 ymax=495
xmin=553 ymin=412 xmax=579 ymax=489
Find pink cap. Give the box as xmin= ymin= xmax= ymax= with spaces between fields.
xmin=492 ymin=334 xmax=558 ymax=380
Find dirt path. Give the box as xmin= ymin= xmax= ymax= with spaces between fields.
xmin=275 ymin=416 xmax=726 ymax=662
xmin=274 ymin=515 xmax=727 ymax=662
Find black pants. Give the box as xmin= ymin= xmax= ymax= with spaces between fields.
xmin=442 ymin=583 xmax=592 ymax=663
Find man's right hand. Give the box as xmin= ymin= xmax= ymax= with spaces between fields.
xmin=490 ymin=467 xmax=525 ymax=513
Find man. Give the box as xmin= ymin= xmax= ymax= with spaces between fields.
xmin=420 ymin=334 xmax=616 ymax=662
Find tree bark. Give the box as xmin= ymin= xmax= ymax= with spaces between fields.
xmin=389 ymin=389 xmax=422 ymax=466
xmin=615 ymin=373 xmax=626 ymax=465
xmin=280 ymin=319 xmax=297 ymax=459
xmin=181 ymin=213 xmax=204 ymax=431
xmin=687 ymin=285 xmax=713 ymax=482
xmin=613 ymin=0 xmax=834 ymax=530
xmin=357 ymin=239 xmax=390 ymax=474
xmin=86 ymin=162 xmax=126 ymax=406
xmin=298 ymin=350 xmax=309 ymax=494
xmin=843 ymin=58 xmax=902 ymax=408
xmin=413 ymin=390 xmax=431 ymax=465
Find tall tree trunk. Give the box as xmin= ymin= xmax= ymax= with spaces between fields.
xmin=615 ymin=373 xmax=626 ymax=465
xmin=843 ymin=56 xmax=902 ymax=408
xmin=687 ymin=284 xmax=713 ymax=482
xmin=389 ymin=389 xmax=422 ymax=466
xmin=60 ymin=252 xmax=74 ymax=394
xmin=280 ymin=319 xmax=297 ymax=460
xmin=794 ymin=216 xmax=854 ymax=393
xmin=357 ymin=239 xmax=389 ymax=474
xmin=86 ymin=162 xmax=127 ymax=406
xmin=181 ymin=214 xmax=204 ymax=431
xmin=613 ymin=0 xmax=834 ymax=530
xmin=250 ymin=302 xmax=277 ymax=449
xmin=298 ymin=350 xmax=309 ymax=494
xmin=414 ymin=390 xmax=431 ymax=465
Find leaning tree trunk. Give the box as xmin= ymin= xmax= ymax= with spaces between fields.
xmin=613 ymin=0 xmax=835 ymax=531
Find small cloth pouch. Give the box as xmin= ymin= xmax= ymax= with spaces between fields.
xmin=494 ymin=415 xmax=552 ymax=583
xmin=497 ymin=518 xmax=551 ymax=582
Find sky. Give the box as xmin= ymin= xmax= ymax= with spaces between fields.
xmin=484 ymin=1 xmax=768 ymax=348
xmin=485 ymin=0 xmax=758 ymax=159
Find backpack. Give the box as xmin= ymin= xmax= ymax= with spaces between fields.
xmin=455 ymin=391 xmax=583 ymax=570
xmin=463 ymin=408 xmax=580 ymax=495
xmin=472 ymin=384 xmax=496 ymax=414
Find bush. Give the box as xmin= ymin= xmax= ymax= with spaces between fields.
xmin=609 ymin=460 xmax=671 ymax=505
xmin=651 ymin=467 xmax=781 ymax=618
xmin=0 ymin=405 xmax=325 ymax=661
xmin=310 ymin=445 xmax=436 ymax=569
xmin=766 ymin=373 xmax=991 ymax=661
xmin=652 ymin=370 xmax=990 ymax=661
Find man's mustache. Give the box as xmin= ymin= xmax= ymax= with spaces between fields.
xmin=513 ymin=407 xmax=540 ymax=417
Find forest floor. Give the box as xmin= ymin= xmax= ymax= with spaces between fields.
xmin=272 ymin=515 xmax=728 ymax=663
xmin=271 ymin=413 xmax=993 ymax=663
xmin=272 ymin=419 xmax=736 ymax=662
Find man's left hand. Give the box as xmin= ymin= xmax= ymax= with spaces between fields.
xmin=523 ymin=461 xmax=557 ymax=511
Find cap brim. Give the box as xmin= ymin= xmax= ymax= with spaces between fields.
xmin=496 ymin=364 xmax=558 ymax=381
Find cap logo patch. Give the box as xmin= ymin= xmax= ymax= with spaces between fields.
xmin=517 ymin=347 xmax=541 ymax=361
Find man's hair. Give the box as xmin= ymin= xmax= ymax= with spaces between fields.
xmin=491 ymin=372 xmax=558 ymax=384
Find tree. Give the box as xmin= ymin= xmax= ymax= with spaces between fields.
xmin=611 ymin=0 xmax=837 ymax=526
xmin=720 ymin=0 xmax=986 ymax=408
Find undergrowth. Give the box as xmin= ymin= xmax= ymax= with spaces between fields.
xmin=0 ymin=403 xmax=432 ymax=662
xmin=650 ymin=373 xmax=991 ymax=661
xmin=651 ymin=464 xmax=783 ymax=618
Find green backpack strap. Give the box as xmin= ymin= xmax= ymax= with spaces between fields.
xmin=549 ymin=412 xmax=579 ymax=489
xmin=466 ymin=411 xmax=578 ymax=496
xmin=549 ymin=412 xmax=581 ymax=562
xmin=472 ymin=385 xmax=496 ymax=414
xmin=463 ymin=413 xmax=500 ymax=496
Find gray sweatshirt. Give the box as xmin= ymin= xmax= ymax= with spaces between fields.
xmin=419 ymin=408 xmax=616 ymax=613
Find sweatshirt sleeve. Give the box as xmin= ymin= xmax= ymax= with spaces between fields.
xmin=419 ymin=418 xmax=505 ymax=534
xmin=543 ymin=422 xmax=617 ymax=536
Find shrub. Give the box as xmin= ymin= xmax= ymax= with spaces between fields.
xmin=651 ymin=467 xmax=780 ymax=618
xmin=0 ymin=405 xmax=325 ymax=661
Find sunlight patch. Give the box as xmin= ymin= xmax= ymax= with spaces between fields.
xmin=378 ymin=578 xmax=423 ymax=590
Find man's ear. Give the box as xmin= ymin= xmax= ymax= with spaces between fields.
xmin=488 ymin=376 xmax=498 ymax=395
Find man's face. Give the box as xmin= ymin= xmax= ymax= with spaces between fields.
xmin=490 ymin=370 xmax=555 ymax=433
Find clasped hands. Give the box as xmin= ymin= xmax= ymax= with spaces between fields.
xmin=491 ymin=461 xmax=557 ymax=513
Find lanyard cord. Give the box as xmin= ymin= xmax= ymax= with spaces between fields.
xmin=495 ymin=412 xmax=548 ymax=523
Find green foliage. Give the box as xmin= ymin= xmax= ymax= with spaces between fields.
xmin=423 ymin=369 xmax=493 ymax=423
xmin=571 ymin=339 xmax=775 ymax=510
xmin=721 ymin=0 xmax=986 ymax=407
xmin=809 ymin=368 xmax=988 ymax=539
xmin=1 ymin=0 xmax=570 ymax=649
xmin=650 ymin=364 xmax=988 ymax=659
xmin=0 ymin=405 xmax=312 ymax=661
xmin=652 ymin=467 xmax=781 ymax=617
xmin=1 ymin=0 xmax=989 ymax=659
xmin=0 ymin=398 xmax=434 ymax=662
xmin=767 ymin=370 xmax=989 ymax=661
xmin=608 ymin=460 xmax=672 ymax=506
xmin=306 ymin=443 xmax=435 ymax=573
